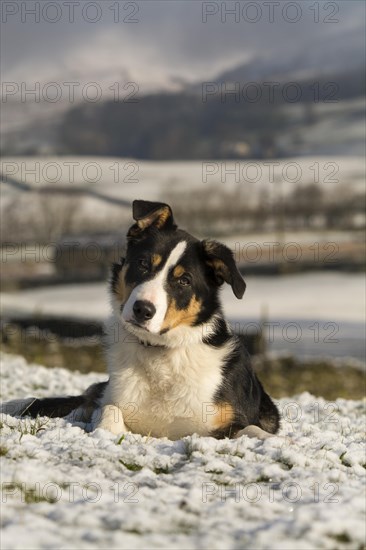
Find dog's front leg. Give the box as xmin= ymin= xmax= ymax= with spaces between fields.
xmin=95 ymin=404 xmax=127 ymax=435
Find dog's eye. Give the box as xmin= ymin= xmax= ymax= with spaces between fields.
xmin=178 ymin=275 xmax=191 ymax=286
xmin=138 ymin=258 xmax=149 ymax=272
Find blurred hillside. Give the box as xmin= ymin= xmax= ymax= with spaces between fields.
xmin=2 ymin=65 xmax=365 ymax=159
xmin=59 ymin=67 xmax=365 ymax=159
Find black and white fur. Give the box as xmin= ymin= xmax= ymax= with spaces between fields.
xmin=1 ymin=201 xmax=280 ymax=440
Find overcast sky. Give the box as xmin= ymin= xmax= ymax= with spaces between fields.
xmin=1 ymin=0 xmax=365 ymax=91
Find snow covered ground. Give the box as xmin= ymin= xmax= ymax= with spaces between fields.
xmin=2 ymin=156 xmax=365 ymax=197
xmin=0 ymin=353 xmax=365 ymax=549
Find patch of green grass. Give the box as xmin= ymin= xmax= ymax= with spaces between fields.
xmin=328 ymin=532 xmax=352 ymax=544
xmin=154 ymin=466 xmax=170 ymax=474
xmin=119 ymin=460 xmax=142 ymax=472
xmin=18 ymin=417 xmax=50 ymax=440
xmin=24 ymin=490 xmax=57 ymax=504
xmin=210 ymin=477 xmax=232 ymax=486
xmin=339 ymin=452 xmax=351 ymax=467
xmin=31 ymin=384 xmax=47 ymax=391
xmin=255 ymin=357 xmax=366 ymax=400
xmin=2 ymin=332 xmax=106 ymax=374
xmin=232 ymin=451 xmax=245 ymax=459
xmin=2 ymin=483 xmax=58 ymax=504
xmin=183 ymin=441 xmax=195 ymax=459
xmin=255 ymin=475 xmax=271 ymax=482
xmin=0 ymin=446 xmax=9 ymax=456
xmin=276 ymin=458 xmax=293 ymax=470
xmin=175 ymin=521 xmax=196 ymax=535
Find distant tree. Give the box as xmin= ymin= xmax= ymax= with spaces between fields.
xmin=285 ymin=184 xmax=324 ymax=228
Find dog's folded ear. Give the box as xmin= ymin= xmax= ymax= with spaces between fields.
xmin=202 ymin=239 xmax=246 ymax=299
xmin=128 ymin=200 xmax=176 ymax=238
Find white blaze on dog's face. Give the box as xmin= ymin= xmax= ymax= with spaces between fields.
xmin=121 ymin=241 xmax=187 ymax=333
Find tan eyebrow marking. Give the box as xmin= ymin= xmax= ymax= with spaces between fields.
xmin=173 ymin=265 xmax=185 ymax=278
xmin=152 ymin=254 xmax=162 ymax=267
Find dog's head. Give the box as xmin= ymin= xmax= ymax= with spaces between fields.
xmin=111 ymin=200 xmax=246 ymax=346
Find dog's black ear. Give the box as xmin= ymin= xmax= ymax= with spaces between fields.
xmin=128 ymin=200 xmax=176 ymax=238
xmin=202 ymin=239 xmax=246 ymax=299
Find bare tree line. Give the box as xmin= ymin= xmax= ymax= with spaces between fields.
xmin=1 ymin=181 xmax=364 ymax=245
xmin=165 ymin=183 xmax=366 ymax=235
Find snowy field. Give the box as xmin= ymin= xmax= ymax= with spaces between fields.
xmin=2 ymin=156 xmax=365 ymax=197
xmin=0 ymin=353 xmax=365 ymax=550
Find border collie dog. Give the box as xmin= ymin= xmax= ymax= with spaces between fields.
xmin=1 ymin=201 xmax=280 ymax=440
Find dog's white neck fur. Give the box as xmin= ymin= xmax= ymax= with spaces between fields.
xmin=101 ymin=314 xmax=234 ymax=438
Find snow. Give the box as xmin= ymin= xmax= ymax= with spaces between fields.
xmin=0 ymin=283 xmax=110 ymax=323
xmin=221 ymin=272 xmax=365 ymax=324
xmin=1 ymin=353 xmax=365 ymax=549
xmin=1 ymin=156 xmax=365 ymax=223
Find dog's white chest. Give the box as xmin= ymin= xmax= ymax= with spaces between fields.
xmin=104 ymin=341 xmax=228 ymax=439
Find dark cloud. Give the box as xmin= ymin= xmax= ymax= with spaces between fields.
xmin=2 ymin=0 xmax=365 ymax=86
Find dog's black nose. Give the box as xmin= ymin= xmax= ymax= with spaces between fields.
xmin=133 ymin=300 xmax=156 ymax=323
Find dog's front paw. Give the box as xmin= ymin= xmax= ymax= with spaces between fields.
xmin=95 ymin=404 xmax=127 ymax=435
xmin=235 ymin=425 xmax=277 ymax=440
